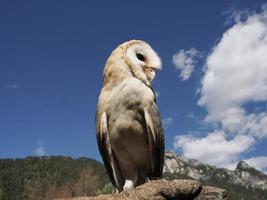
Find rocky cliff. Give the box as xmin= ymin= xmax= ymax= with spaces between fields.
xmin=164 ymin=151 xmax=267 ymax=191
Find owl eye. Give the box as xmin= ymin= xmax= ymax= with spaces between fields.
xmin=136 ymin=53 xmax=145 ymax=61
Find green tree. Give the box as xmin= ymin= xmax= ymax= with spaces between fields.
xmin=72 ymin=166 xmax=100 ymax=196
xmin=0 ymin=187 xmax=3 ymax=200
xmin=0 ymin=156 xmax=108 ymax=200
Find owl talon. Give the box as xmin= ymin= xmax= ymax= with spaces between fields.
xmin=123 ymin=179 xmax=134 ymax=191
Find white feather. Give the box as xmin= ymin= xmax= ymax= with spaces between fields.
xmin=126 ymin=43 xmax=161 ymax=70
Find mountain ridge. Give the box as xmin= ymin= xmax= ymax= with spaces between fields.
xmin=164 ymin=151 xmax=267 ymax=199
xmin=0 ymin=152 xmax=267 ymax=199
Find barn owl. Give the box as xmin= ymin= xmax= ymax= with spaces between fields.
xmin=96 ymin=40 xmax=164 ymax=192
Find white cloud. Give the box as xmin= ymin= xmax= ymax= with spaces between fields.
xmin=37 ymin=140 xmax=45 ymax=146
xmin=198 ymin=7 xmax=267 ymax=139
xmin=155 ymin=91 xmax=160 ymax=99
xmin=244 ymin=156 xmax=267 ymax=172
xmin=173 ymin=7 xmax=267 ymax=171
xmin=162 ymin=117 xmax=174 ymax=129
xmin=223 ymin=7 xmax=251 ymax=25
xmin=186 ymin=112 xmax=197 ymax=120
xmin=173 ymin=48 xmax=201 ymax=81
xmin=174 ymin=130 xmax=255 ymax=169
xmin=34 ymin=140 xmax=46 ymax=156
xmin=35 ymin=146 xmax=46 ymax=156
xmin=6 ymin=83 xmax=19 ymax=89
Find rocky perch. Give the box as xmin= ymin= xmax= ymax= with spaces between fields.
xmin=57 ymin=179 xmax=227 ymax=200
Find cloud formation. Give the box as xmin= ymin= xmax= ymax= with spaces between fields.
xmin=173 ymin=48 xmax=201 ymax=81
xmin=34 ymin=140 xmax=46 ymax=156
xmin=174 ymin=130 xmax=255 ymax=169
xmin=162 ymin=117 xmax=174 ymax=129
xmin=6 ymin=83 xmax=19 ymax=89
xmin=35 ymin=146 xmax=46 ymax=156
xmin=37 ymin=140 xmax=45 ymax=146
xmin=198 ymin=7 xmax=267 ymax=138
xmin=155 ymin=91 xmax=160 ymax=99
xmin=244 ymin=156 xmax=267 ymax=173
xmin=174 ymin=6 xmax=267 ymax=172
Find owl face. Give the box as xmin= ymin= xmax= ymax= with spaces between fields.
xmin=124 ymin=41 xmax=161 ymax=83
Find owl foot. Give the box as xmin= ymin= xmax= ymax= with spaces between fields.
xmin=123 ymin=179 xmax=134 ymax=191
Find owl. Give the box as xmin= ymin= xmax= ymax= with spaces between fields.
xmin=96 ymin=40 xmax=164 ymax=192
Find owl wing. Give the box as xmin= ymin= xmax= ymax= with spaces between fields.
xmin=96 ymin=108 xmax=123 ymax=191
xmin=144 ymin=101 xmax=165 ymax=178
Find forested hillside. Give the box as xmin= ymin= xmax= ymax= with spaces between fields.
xmin=1 ymin=154 xmax=267 ymax=200
xmin=0 ymin=156 xmax=109 ymax=200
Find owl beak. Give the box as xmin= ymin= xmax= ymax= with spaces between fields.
xmin=143 ymin=67 xmax=156 ymax=81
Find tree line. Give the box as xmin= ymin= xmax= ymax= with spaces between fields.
xmin=0 ymin=156 xmax=109 ymax=200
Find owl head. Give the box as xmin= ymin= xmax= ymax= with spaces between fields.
xmin=103 ymin=40 xmax=162 ymax=87
xmin=123 ymin=40 xmax=161 ymax=83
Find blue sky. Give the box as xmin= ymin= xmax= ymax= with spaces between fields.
xmin=1 ymin=0 xmax=267 ymax=172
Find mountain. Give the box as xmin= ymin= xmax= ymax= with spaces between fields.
xmin=163 ymin=151 xmax=267 ymax=200
xmin=1 ymin=153 xmax=267 ymax=200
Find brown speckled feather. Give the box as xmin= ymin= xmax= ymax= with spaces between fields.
xmin=146 ymin=101 xmax=165 ymax=177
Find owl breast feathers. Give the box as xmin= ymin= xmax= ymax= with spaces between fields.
xmin=96 ymin=40 xmax=164 ymax=192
